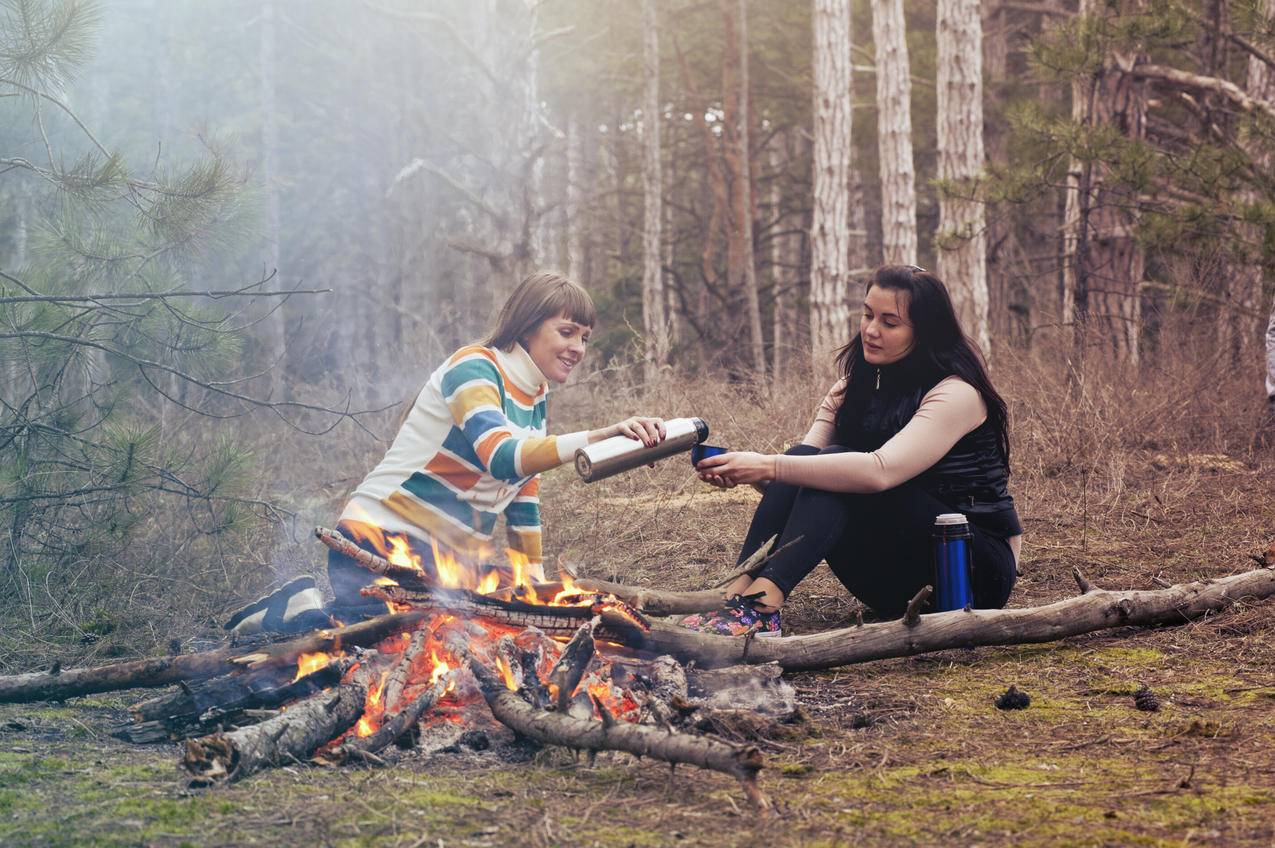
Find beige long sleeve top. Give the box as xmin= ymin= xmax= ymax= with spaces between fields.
xmin=774 ymin=376 xmax=1022 ymax=558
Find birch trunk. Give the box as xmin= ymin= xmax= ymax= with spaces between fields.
xmin=1062 ymin=0 xmax=1146 ymax=365
xmin=1235 ymin=0 xmax=1275 ymax=368
xmin=872 ymin=0 xmax=918 ymax=267
xmin=810 ymin=0 xmax=855 ymax=374
xmin=641 ymin=0 xmax=669 ymax=379
xmin=936 ymin=0 xmax=990 ymax=353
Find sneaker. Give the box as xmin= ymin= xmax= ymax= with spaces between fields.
xmin=223 ymin=576 xmax=330 ymax=635
xmin=678 ymin=592 xmax=782 ymax=638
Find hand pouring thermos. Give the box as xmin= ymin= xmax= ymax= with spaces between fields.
xmin=574 ymin=417 xmax=709 ymax=483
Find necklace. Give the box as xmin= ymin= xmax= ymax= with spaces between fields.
xmin=875 ymin=368 xmax=882 ymax=390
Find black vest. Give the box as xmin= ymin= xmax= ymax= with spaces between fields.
xmin=836 ymin=369 xmax=1023 ymax=537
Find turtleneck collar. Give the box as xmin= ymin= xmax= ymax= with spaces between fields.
xmin=495 ymin=342 xmax=550 ymax=396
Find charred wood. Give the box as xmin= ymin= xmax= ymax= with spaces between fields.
xmin=547 ymin=616 xmax=598 ymax=711
xmin=115 ymin=658 xmax=355 ymax=744
xmin=0 ymin=611 xmax=426 ymax=703
xmin=321 ymin=672 xmax=453 ymax=765
xmin=182 ymin=678 xmax=368 ymax=785
xmin=382 ymin=627 xmax=428 ymax=712
xmin=468 ymin=658 xmax=769 ymax=811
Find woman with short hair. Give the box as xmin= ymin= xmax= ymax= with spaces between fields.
xmin=681 ymin=265 xmax=1022 ymax=636
xmin=228 ymin=272 xmax=664 ymax=633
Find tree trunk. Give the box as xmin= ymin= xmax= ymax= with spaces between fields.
xmin=641 ymin=0 xmax=669 ymax=380
xmin=259 ymin=1 xmax=288 ymax=389
xmin=936 ymin=0 xmax=991 ymax=353
xmin=1062 ymin=0 xmax=1147 ymax=365
xmin=872 ymin=0 xmax=918 ymax=267
xmin=1235 ymin=0 xmax=1275 ymax=368
xmin=721 ymin=0 xmax=766 ymax=378
xmin=810 ymin=0 xmax=856 ymax=375
xmin=769 ymin=132 xmax=797 ymax=385
xmin=621 ymin=565 xmax=1275 ymax=671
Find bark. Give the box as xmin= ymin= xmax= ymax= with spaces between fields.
xmin=381 ymin=626 xmax=428 ymax=712
xmin=321 ymin=673 xmax=451 ymax=765
xmin=565 ymin=111 xmax=587 ymax=279
xmin=259 ymin=0 xmax=288 ymax=388
xmin=936 ymin=0 xmax=991 ymax=353
xmin=0 ymin=611 xmax=429 ymax=704
xmin=1062 ymin=0 xmax=1147 ymax=364
xmin=616 ymin=565 xmax=1275 ymax=671
xmin=768 ymin=132 xmax=796 ymax=384
xmin=872 ymin=0 xmax=919 ymax=266
xmin=722 ymin=0 xmax=766 ymax=377
xmin=547 ymin=616 xmax=598 ymax=711
xmin=314 ymin=525 xmax=432 ymax=590
xmin=469 ymin=658 xmax=768 ymax=810
xmin=810 ymin=0 xmax=858 ymax=374
xmin=183 ymin=679 xmax=368 ymax=785
xmin=641 ymin=0 xmax=669 ymax=379
xmin=116 ymin=659 xmax=355 ymax=744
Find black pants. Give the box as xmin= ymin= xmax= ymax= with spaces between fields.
xmin=740 ymin=445 xmax=1017 ymax=617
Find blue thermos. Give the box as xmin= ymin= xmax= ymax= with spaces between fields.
xmin=932 ymin=513 xmax=974 ymax=612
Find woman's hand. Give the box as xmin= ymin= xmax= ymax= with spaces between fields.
xmin=696 ymin=451 xmax=778 ymax=487
xmin=609 ymin=416 xmax=666 ymax=447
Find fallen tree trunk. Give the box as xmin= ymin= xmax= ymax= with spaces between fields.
xmin=183 ymin=677 xmax=368 ymax=785
xmin=0 ymin=611 xmax=427 ymax=703
xmin=468 ymin=658 xmax=768 ymax=810
xmin=621 ymin=565 xmax=1275 ymax=670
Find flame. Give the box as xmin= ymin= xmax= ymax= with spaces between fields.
xmin=494 ymin=655 xmax=518 ymax=690
xmin=355 ymin=670 xmax=389 ymax=738
xmin=373 ymin=576 xmax=398 ymax=587
xmin=387 ymin=535 xmax=424 ymax=572
xmin=429 ymin=651 xmax=452 ymax=686
xmin=294 ymin=651 xmax=333 ymax=682
xmin=506 ymin=548 xmax=543 ymax=604
xmin=476 ymin=569 xmax=501 ymax=596
xmin=430 ymin=538 xmax=469 ymax=589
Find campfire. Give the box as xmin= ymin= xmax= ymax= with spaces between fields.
xmin=2 ymin=532 xmax=1271 ymax=815
xmin=149 ymin=526 xmax=781 ymax=808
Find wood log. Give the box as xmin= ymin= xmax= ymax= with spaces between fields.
xmin=468 ymin=658 xmax=768 ymax=810
xmin=182 ymin=677 xmax=368 ymax=785
xmin=0 ymin=611 xmax=426 ymax=703
xmin=615 ymin=565 xmax=1275 ymax=671
xmin=547 ymin=617 xmax=598 ymax=711
xmin=381 ymin=627 xmax=428 ymax=712
xmin=314 ymin=526 xmax=433 ymax=590
xmin=320 ymin=672 xmax=452 ymax=765
xmin=115 ymin=658 xmax=355 ymax=744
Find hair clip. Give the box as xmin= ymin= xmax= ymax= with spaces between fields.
xmin=907 ymin=264 xmax=927 ymax=274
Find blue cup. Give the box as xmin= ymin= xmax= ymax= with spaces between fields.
xmin=691 ymin=444 xmax=728 ymax=466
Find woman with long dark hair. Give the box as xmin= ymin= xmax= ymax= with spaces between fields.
xmin=681 ymin=265 xmax=1022 ymax=636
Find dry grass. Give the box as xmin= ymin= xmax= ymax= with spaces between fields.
xmin=2 ymin=334 xmax=1274 ymax=846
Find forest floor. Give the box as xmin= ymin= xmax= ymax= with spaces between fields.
xmin=2 ymin=369 xmax=1274 ymax=847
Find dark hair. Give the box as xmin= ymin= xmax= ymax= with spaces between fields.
xmin=834 ymin=265 xmax=1011 ymax=466
xmin=481 ymin=271 xmax=596 ymax=351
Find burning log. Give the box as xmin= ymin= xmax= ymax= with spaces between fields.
xmin=183 ymin=675 xmax=369 ymax=785
xmin=625 ymin=564 xmax=1275 ymax=670
xmin=547 ymin=617 xmax=598 ymax=712
xmin=381 ymin=627 xmax=428 ymax=712
xmin=0 ymin=611 xmax=426 ymax=704
xmin=321 ymin=671 xmax=454 ymax=765
xmin=116 ymin=657 xmax=356 ymax=744
xmin=314 ymin=526 xmax=433 ymax=589
xmin=467 ymin=657 xmax=769 ymax=811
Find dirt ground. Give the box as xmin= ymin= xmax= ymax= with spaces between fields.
xmin=2 ymin=367 xmax=1274 ymax=847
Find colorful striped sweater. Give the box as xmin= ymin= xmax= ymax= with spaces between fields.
xmin=340 ymin=343 xmax=589 ymax=579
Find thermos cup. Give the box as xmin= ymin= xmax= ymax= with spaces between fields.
xmin=574 ymin=417 xmax=709 ymax=483
xmin=932 ymin=513 xmax=974 ymax=612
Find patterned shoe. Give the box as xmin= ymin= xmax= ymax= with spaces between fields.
xmin=678 ymin=593 xmax=781 ymax=638
xmin=223 ymin=576 xmax=329 ymax=635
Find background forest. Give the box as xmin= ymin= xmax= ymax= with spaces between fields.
xmin=2 ymin=0 xmax=1273 ymax=711
xmin=4 ymin=2 xmax=1275 ymax=845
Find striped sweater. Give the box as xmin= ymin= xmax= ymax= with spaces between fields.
xmin=341 ymin=343 xmax=588 ymax=578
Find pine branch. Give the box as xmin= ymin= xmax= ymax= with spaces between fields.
xmin=1131 ymin=63 xmax=1275 ymax=123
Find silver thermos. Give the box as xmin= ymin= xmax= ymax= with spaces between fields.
xmin=574 ymin=417 xmax=709 ymax=483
